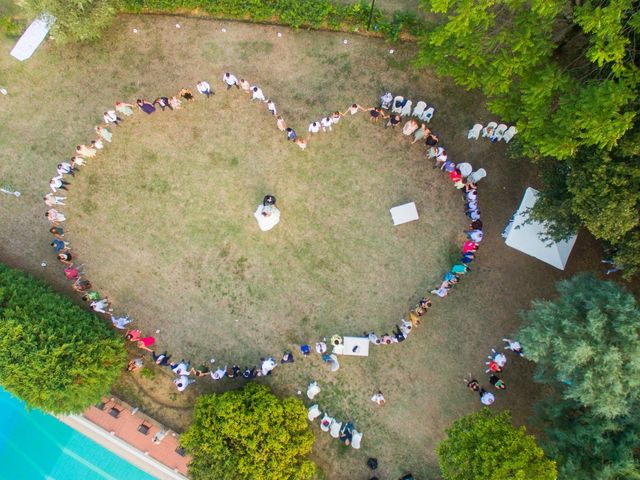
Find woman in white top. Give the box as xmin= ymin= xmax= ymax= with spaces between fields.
xmin=196 ymin=81 xmax=212 ymax=97
xmin=345 ymin=103 xmax=363 ymax=115
xmin=266 ymin=100 xmax=277 ymax=115
xmin=103 ymin=110 xmax=121 ymax=125
xmin=321 ymin=116 xmax=333 ymax=132
xmin=308 ymin=121 xmax=321 ymax=134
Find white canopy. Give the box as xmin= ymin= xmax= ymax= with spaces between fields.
xmin=503 ymin=187 xmax=577 ymax=270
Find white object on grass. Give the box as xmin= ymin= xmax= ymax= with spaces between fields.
xmin=343 ymin=39 xmax=348 ymax=44
xmin=307 ymin=381 xmax=320 ymax=400
xmin=307 ymin=405 xmax=321 ymax=421
xmin=390 ymin=202 xmax=419 ymax=226
xmin=400 ymin=99 xmax=412 ymax=117
xmin=10 ymin=14 xmax=55 ymax=61
xmin=337 ymin=336 xmax=370 ymax=357
xmin=277 ymin=32 xmax=282 ymax=37
xmin=329 ymin=420 xmax=342 ymax=438
xmin=457 ymin=162 xmax=473 ymax=178
xmin=0 ymin=187 xmax=21 ymax=197
xmin=493 ymin=123 xmax=508 ymax=141
xmin=389 ymin=49 xmax=395 ymax=54
xmin=0 ymin=88 xmax=7 ymax=96
xmin=467 ymin=123 xmax=483 ymax=140
xmin=175 ymin=23 xmax=181 ymax=29
xmin=221 ymin=28 xmax=226 ymax=32
xmin=391 ymin=96 xmax=404 ymax=114
xmin=351 ymin=430 xmax=362 ymax=449
xmin=503 ymin=125 xmax=517 ymax=143
xmin=412 ymin=101 xmax=427 ymax=118
xmin=254 ymin=204 xmax=280 ymax=231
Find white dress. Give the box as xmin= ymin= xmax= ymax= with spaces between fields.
xmin=254 ymin=205 xmax=280 ymax=231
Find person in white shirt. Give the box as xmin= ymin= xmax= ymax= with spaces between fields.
xmin=90 ymin=298 xmax=111 ymax=314
xmin=380 ymin=92 xmax=393 ymax=109
xmin=320 ymin=116 xmax=333 ymax=132
xmin=466 ymin=229 xmax=483 ymax=243
xmin=480 ymin=389 xmax=495 ymax=405
xmin=44 ymin=193 xmax=66 ymax=206
xmin=49 ymin=176 xmax=70 ymax=193
xmin=110 ymin=314 xmax=132 ymax=330
xmin=103 ymin=110 xmax=121 ymax=125
xmin=266 ymin=100 xmax=276 ymax=115
xmin=371 ymin=391 xmax=386 ymax=405
xmin=56 ymin=162 xmax=74 ymax=177
xmin=251 ymin=86 xmax=265 ymax=101
xmin=346 ymin=103 xmax=363 ymax=115
xmin=196 ymin=81 xmax=212 ymax=98
xmin=366 ymin=331 xmax=381 ymax=345
xmin=171 ymin=361 xmax=191 ymax=376
xmin=174 ymin=375 xmax=194 ymax=392
xmin=223 ymin=72 xmax=239 ymax=89
xmin=308 ymin=121 xmax=321 ymax=134
xmin=503 ymin=338 xmax=524 ymax=356
xmin=260 ymin=357 xmax=277 ymax=376
xmin=210 ymin=366 xmax=227 ymax=380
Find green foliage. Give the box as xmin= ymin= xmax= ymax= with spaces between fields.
xmin=21 ymin=0 xmax=118 ymax=42
xmin=181 ymin=383 xmax=316 ymax=480
xmin=535 ymin=398 xmax=640 ymax=480
xmin=518 ymin=274 xmax=640 ymax=419
xmin=417 ymin=0 xmax=640 ymax=277
xmin=518 ymin=274 xmax=640 ymax=478
xmin=0 ymin=264 xmax=126 ymax=414
xmin=140 ymin=367 xmax=155 ymax=380
xmin=437 ymin=408 xmax=556 ymax=480
xmin=0 ymin=15 xmax=24 ymax=38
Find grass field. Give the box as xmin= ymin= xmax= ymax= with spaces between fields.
xmin=0 ymin=14 xmax=603 ymax=479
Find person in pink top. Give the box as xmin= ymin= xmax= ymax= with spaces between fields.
xmin=462 ymin=241 xmax=478 ymax=254
xmin=125 ymin=329 xmax=155 ymax=351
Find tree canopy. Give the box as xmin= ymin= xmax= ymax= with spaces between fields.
xmin=417 ymin=0 xmax=640 ymax=278
xmin=437 ymin=408 xmax=556 ymax=480
xmin=181 ymin=383 xmax=316 ymax=480
xmin=0 ymin=264 xmax=126 ymax=413
xmin=517 ymin=274 xmax=640 ymax=478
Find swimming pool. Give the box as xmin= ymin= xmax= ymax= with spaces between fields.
xmin=0 ymin=388 xmax=157 ymax=480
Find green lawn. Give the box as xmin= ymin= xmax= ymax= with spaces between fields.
xmin=0 ymin=14 xmax=601 ymax=479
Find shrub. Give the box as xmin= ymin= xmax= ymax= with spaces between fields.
xmin=0 ymin=264 xmax=126 ymax=413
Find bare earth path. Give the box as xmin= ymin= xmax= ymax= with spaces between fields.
xmin=0 ymin=15 xmax=602 ymax=479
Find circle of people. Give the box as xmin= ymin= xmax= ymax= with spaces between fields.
xmin=44 ymin=73 xmax=495 ymax=431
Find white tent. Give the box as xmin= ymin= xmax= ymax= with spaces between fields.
xmin=503 ymin=187 xmax=577 ymax=270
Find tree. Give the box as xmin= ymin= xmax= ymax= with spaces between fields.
xmin=437 ymin=408 xmax=556 ymax=480
xmin=0 ymin=264 xmax=126 ymax=413
xmin=517 ymin=274 xmax=640 ymax=478
xmin=181 ymin=383 xmax=316 ymax=480
xmin=21 ymin=0 xmax=117 ymax=43
xmin=416 ymin=0 xmax=640 ymax=278
xmin=517 ymin=274 xmax=640 ymax=419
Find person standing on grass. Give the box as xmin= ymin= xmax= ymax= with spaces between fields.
xmin=115 ymin=101 xmax=135 ymax=116
xmin=44 ymin=193 xmax=66 ymax=207
xmin=345 ymin=103 xmax=364 ymax=116
xmin=294 ymin=138 xmax=308 ymax=150
xmin=308 ymin=121 xmax=321 ymax=134
xmin=154 ymin=96 xmax=173 ymax=111
xmin=276 ymin=115 xmax=287 ymax=131
xmin=465 ymin=229 xmax=484 ymax=243
xmin=153 ymin=351 xmax=171 ymax=366
xmin=46 ymin=209 xmax=66 ymax=223
xmin=76 ymin=144 xmax=97 ymax=158
xmin=371 ymin=391 xmax=386 ymax=405
xmin=489 ymin=374 xmax=506 ymax=390
xmin=179 ymin=88 xmax=194 ymax=101
xmin=464 ymin=374 xmax=481 ymax=392
xmin=331 ymin=111 xmax=342 ymax=124
xmin=368 ymin=106 xmax=387 ymax=123
xmin=90 ymin=297 xmax=111 ymax=314
xmin=174 ymin=375 xmax=194 ymax=392
xmin=385 ymin=113 xmax=401 ymax=129
xmin=266 ymin=99 xmax=277 ymax=115
xmin=251 ymin=86 xmax=265 ymax=101
xmin=57 ymin=251 xmax=73 ymax=265
xmin=321 ymin=116 xmax=333 ymax=132
xmin=503 ymin=338 xmax=524 ymax=356
xmin=50 ymin=238 xmax=67 ymax=252
xmin=223 ymin=72 xmax=239 ymax=89
xmin=286 ymin=127 xmax=297 ymax=141
xmin=95 ymin=125 xmax=113 ymax=142
xmin=239 ymin=78 xmax=251 ymax=93
xmin=196 ymin=81 xmax=213 ymax=98
xmin=138 ymin=98 xmax=157 ymax=114
xmin=103 ymin=110 xmax=122 ymax=125
xmin=480 ymin=388 xmax=495 ymax=405
xmin=169 ymin=96 xmax=182 ymax=110
xmin=110 ymin=314 xmax=132 ymax=330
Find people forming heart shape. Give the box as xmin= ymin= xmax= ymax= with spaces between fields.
xmin=45 ymin=71 xmax=486 ymax=409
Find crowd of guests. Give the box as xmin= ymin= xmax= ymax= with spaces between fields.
xmin=463 ymin=338 xmax=525 ymax=405
xmin=45 ymin=74 xmax=494 ymax=459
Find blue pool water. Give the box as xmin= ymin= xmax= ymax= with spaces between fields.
xmin=0 ymin=388 xmax=157 ymax=480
